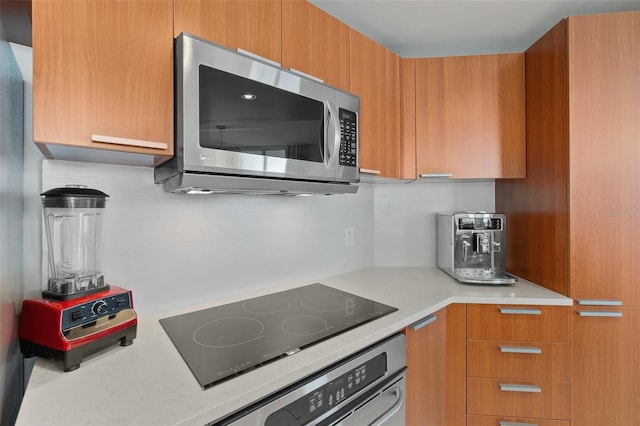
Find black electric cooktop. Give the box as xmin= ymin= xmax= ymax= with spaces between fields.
xmin=160 ymin=283 xmax=398 ymax=389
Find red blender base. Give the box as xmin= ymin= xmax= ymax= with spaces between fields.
xmin=20 ymin=285 xmax=138 ymax=371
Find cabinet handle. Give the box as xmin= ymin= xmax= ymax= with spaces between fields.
xmin=419 ymin=173 xmax=453 ymax=178
xmin=499 ymin=345 xmax=542 ymax=354
xmin=577 ymin=299 xmax=623 ymax=306
xmin=499 ymin=307 xmax=542 ymax=315
xmin=577 ymin=311 xmax=623 ymax=317
xmin=499 ymin=384 xmax=541 ymax=393
xmin=91 ymin=134 xmax=168 ymax=150
xmin=360 ymin=168 xmax=381 ymax=175
xmin=236 ymin=48 xmax=281 ymax=67
xmin=410 ymin=315 xmax=437 ymax=332
xmin=499 ymin=422 xmax=539 ymax=426
xmin=288 ymin=68 xmax=324 ymax=83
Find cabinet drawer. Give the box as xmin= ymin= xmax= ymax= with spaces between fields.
xmin=467 ymin=304 xmax=569 ymax=342
xmin=467 ymin=378 xmax=570 ymax=419
xmin=467 ymin=340 xmax=570 ymax=381
xmin=468 ymin=415 xmax=570 ymax=426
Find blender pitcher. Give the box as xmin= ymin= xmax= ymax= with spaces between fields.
xmin=41 ymin=185 xmax=110 ymax=300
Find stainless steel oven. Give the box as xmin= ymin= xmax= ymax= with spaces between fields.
xmin=215 ymin=333 xmax=406 ymax=426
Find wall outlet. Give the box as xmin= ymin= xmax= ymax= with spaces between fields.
xmin=345 ymin=227 xmax=355 ymax=247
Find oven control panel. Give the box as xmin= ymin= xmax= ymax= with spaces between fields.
xmin=264 ymin=353 xmax=386 ymax=426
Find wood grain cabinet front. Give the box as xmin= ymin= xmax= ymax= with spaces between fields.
xmin=468 ymin=415 xmax=570 ymax=426
xmin=33 ymin=0 xmax=174 ymax=166
xmin=281 ymin=0 xmax=350 ymax=92
xmin=405 ymin=304 xmax=466 ymax=426
xmin=466 ymin=304 xmax=570 ymax=422
xmin=174 ymin=0 xmax=281 ymax=64
xmin=495 ymin=11 xmax=640 ymax=425
xmin=350 ymin=30 xmax=402 ymax=179
xmin=466 ymin=304 xmax=569 ymax=343
xmin=414 ymin=53 xmax=525 ymax=179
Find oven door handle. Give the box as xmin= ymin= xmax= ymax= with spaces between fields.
xmin=369 ymin=387 xmax=404 ymax=426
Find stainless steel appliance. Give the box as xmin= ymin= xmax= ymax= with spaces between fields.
xmin=217 ymin=333 xmax=406 ymax=426
xmin=155 ymin=33 xmax=360 ymax=195
xmin=160 ymin=283 xmax=397 ymax=389
xmin=437 ymin=211 xmax=517 ymax=285
xmin=20 ymin=186 xmax=137 ymax=371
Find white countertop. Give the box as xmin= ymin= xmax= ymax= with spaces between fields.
xmin=16 ymin=267 xmax=572 ymax=426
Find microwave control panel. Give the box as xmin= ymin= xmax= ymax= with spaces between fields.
xmin=339 ymin=108 xmax=358 ymax=167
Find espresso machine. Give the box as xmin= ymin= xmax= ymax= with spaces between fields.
xmin=437 ymin=212 xmax=517 ymax=285
xmin=20 ymin=185 xmax=137 ymax=371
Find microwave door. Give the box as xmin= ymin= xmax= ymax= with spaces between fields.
xmin=193 ymin=63 xmax=338 ymax=182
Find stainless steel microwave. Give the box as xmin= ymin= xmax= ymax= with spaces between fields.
xmin=155 ymin=33 xmax=360 ymax=195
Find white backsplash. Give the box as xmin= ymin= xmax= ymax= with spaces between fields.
xmin=41 ymin=160 xmax=375 ymax=316
xmin=41 ymin=161 xmax=495 ymax=316
xmin=374 ymin=180 xmax=495 ymax=266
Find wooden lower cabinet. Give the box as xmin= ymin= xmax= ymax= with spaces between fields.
xmin=405 ymin=304 xmax=466 ymax=426
xmin=571 ymin=306 xmax=640 ymax=425
xmin=467 ymin=415 xmax=570 ymax=426
xmin=466 ymin=304 xmax=570 ymax=424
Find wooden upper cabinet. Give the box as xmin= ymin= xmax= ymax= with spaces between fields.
xmin=281 ymin=0 xmax=350 ymax=92
xmin=174 ymin=0 xmax=281 ymax=63
xmin=350 ymin=30 xmax=401 ymax=178
xmin=567 ymin=12 xmax=640 ymax=305
xmin=33 ymin=0 xmax=174 ymax=165
xmin=415 ymin=53 xmax=525 ymax=178
xmin=399 ymin=58 xmax=417 ymax=179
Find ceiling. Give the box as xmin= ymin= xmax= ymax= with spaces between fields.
xmin=308 ymin=0 xmax=640 ymax=57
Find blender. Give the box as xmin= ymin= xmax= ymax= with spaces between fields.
xmin=20 ymin=185 xmax=137 ymax=371
xmin=41 ymin=185 xmax=110 ymax=299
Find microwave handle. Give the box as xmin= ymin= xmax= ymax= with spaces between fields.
xmin=324 ymin=101 xmax=341 ymax=169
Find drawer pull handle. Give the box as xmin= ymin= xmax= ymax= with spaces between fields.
xmin=420 ymin=173 xmax=453 ymax=178
xmin=499 ymin=384 xmax=541 ymax=393
xmin=499 ymin=345 xmax=542 ymax=354
xmin=91 ymin=134 xmax=168 ymax=150
xmin=360 ymin=168 xmax=381 ymax=175
xmin=410 ymin=315 xmax=437 ymax=331
xmin=577 ymin=299 xmax=622 ymax=306
xmin=577 ymin=311 xmax=623 ymax=317
xmin=499 ymin=422 xmax=539 ymax=426
xmin=499 ymin=307 xmax=542 ymax=315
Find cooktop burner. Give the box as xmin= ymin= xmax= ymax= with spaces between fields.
xmin=160 ymin=283 xmax=397 ymax=389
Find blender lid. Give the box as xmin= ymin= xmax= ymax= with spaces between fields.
xmin=41 ymin=185 xmax=109 ymax=208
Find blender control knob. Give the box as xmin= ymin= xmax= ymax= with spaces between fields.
xmin=92 ymin=300 xmax=108 ymax=315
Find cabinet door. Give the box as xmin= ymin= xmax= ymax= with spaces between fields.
xmin=174 ymin=0 xmax=281 ymax=63
xmin=33 ymin=0 xmax=173 ymax=164
xmin=567 ymin=11 xmax=640 ymax=306
xmin=571 ymin=307 xmax=640 ymax=425
xmin=405 ymin=304 xmax=466 ymax=426
xmin=282 ymin=0 xmax=350 ymax=92
xmin=350 ymin=30 xmax=401 ymax=178
xmin=415 ymin=54 xmax=525 ymax=178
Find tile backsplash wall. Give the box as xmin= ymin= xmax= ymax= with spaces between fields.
xmin=40 ymin=161 xmax=495 ymax=316
xmin=41 ymin=160 xmax=375 ymax=317
xmin=374 ymin=180 xmax=495 ymax=266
